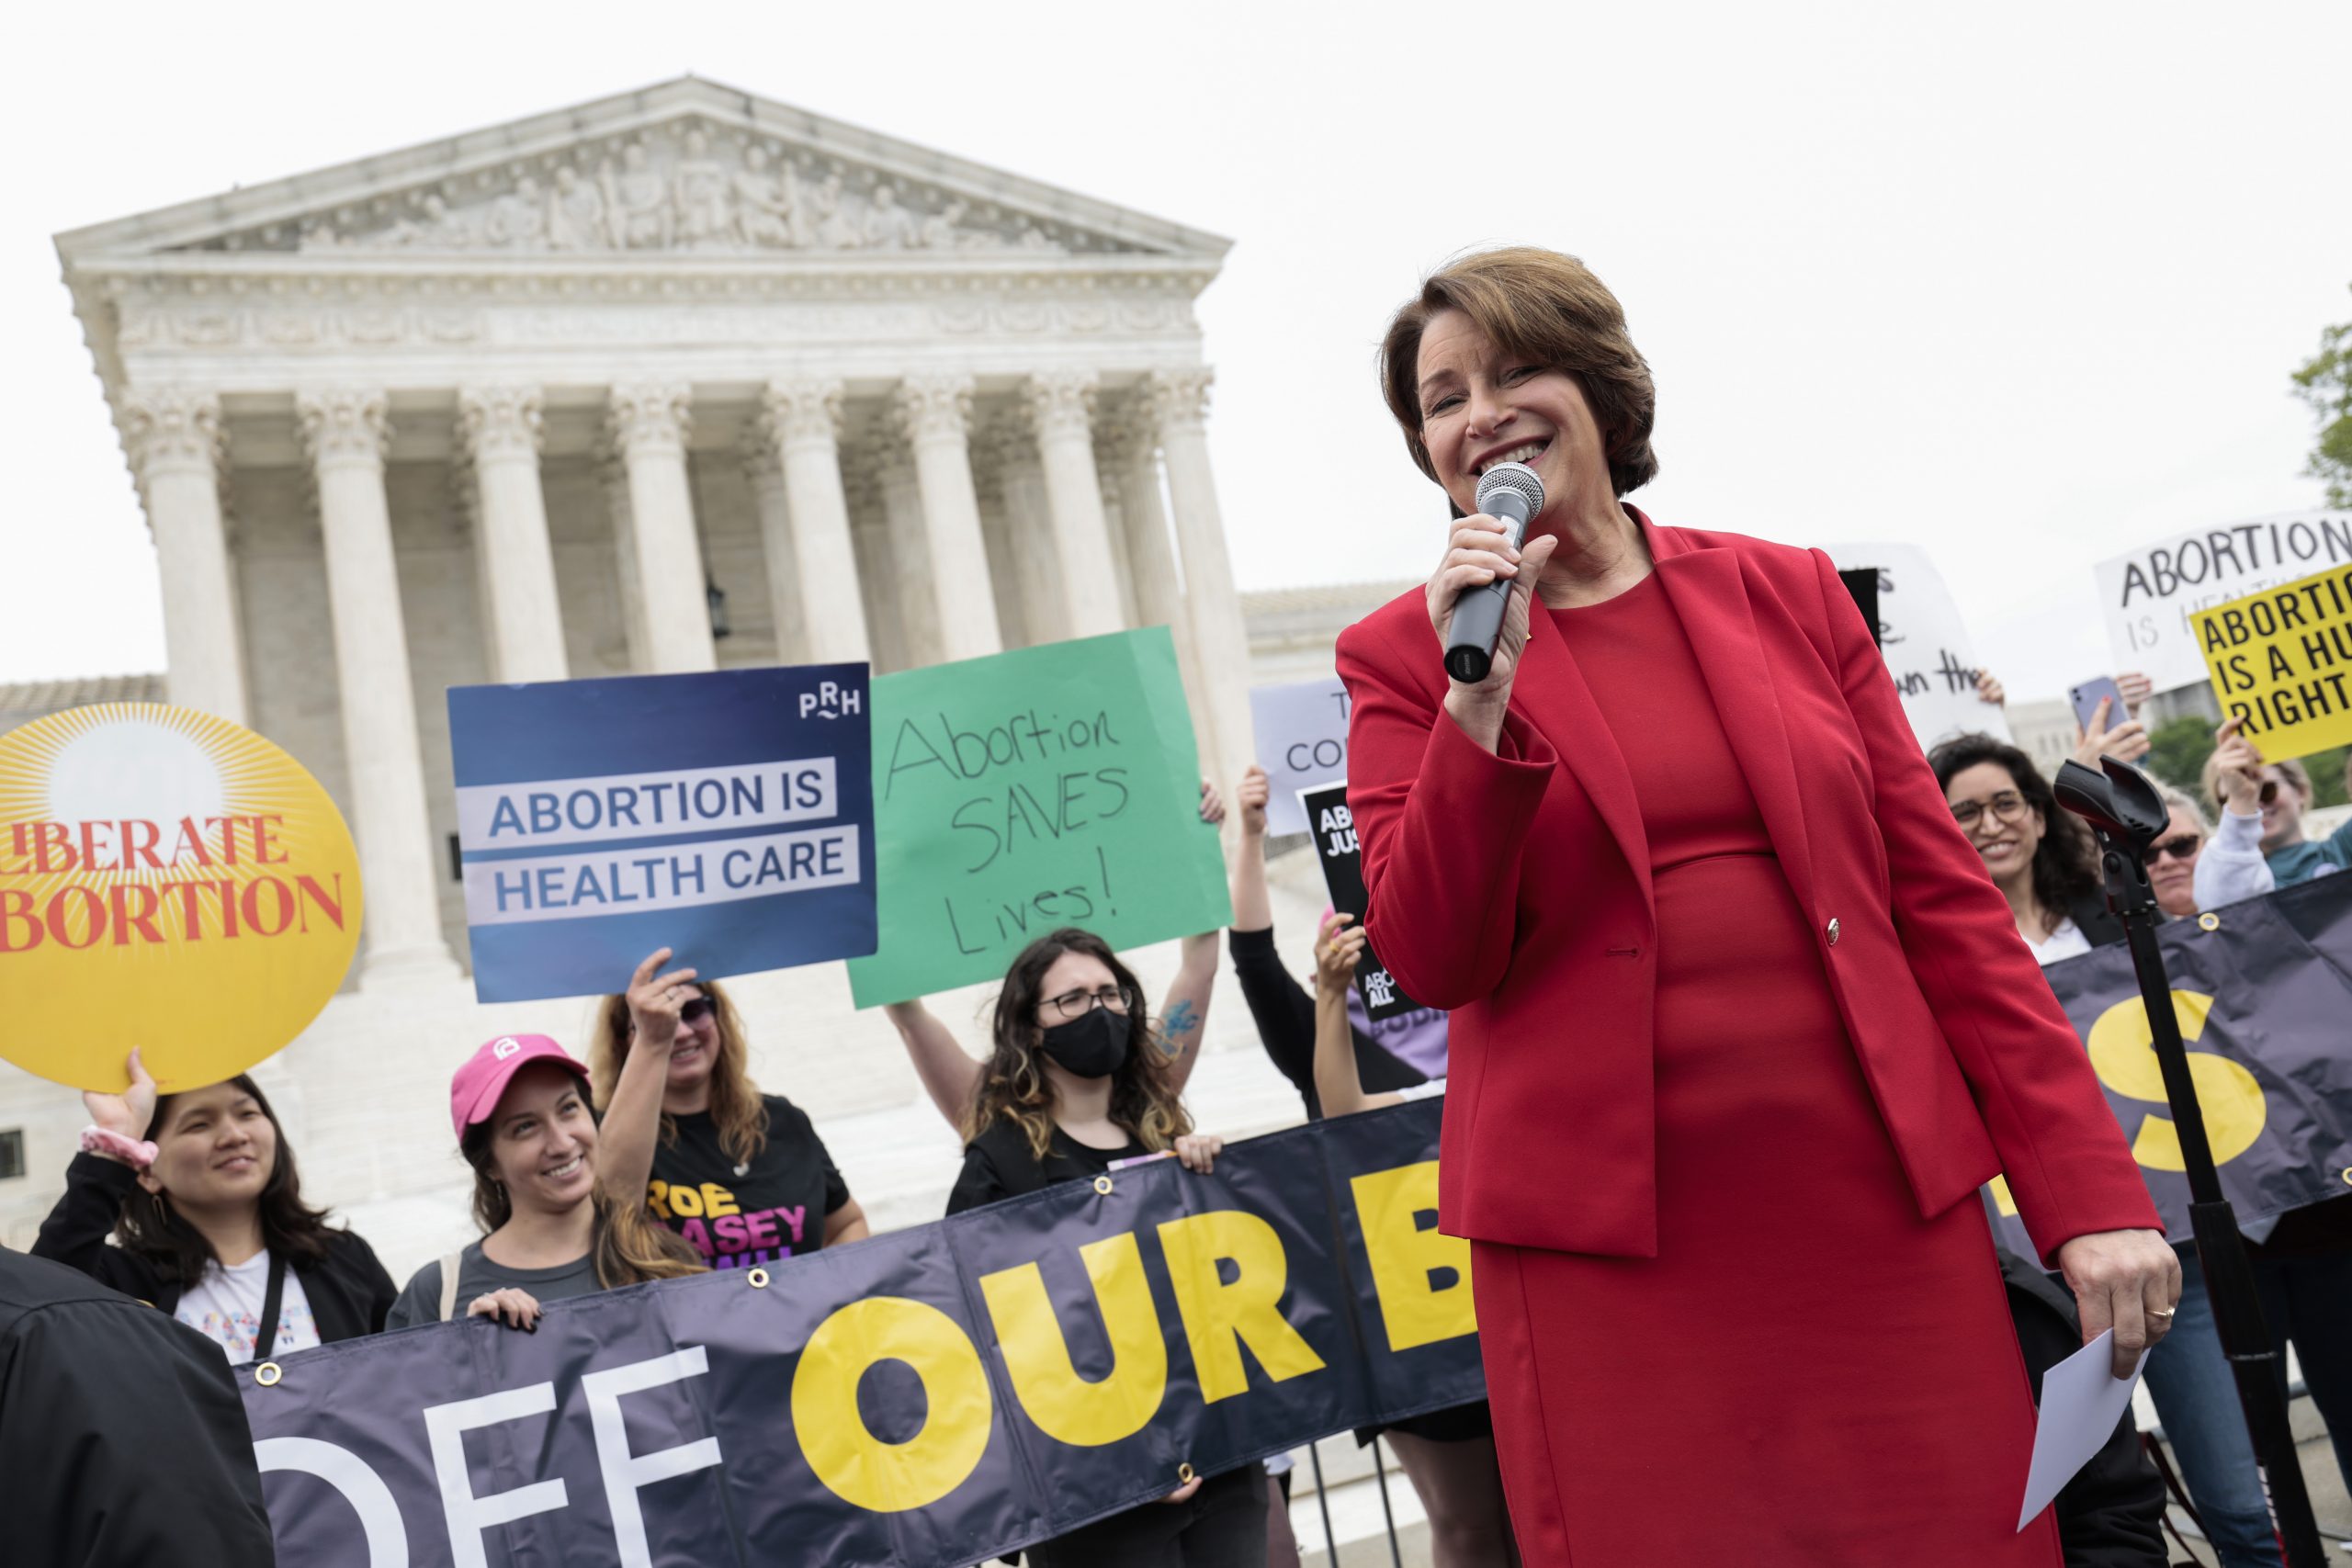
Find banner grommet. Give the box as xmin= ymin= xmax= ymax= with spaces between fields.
xmin=2199 ymin=912 xmax=2222 ymax=931
xmin=254 ymin=1362 xmax=282 ymax=1387
xmin=1177 ymin=1462 xmax=1196 ymax=1484
xmin=748 ymin=1268 xmax=771 ymax=1289
xmin=1092 ymin=1175 xmax=1114 ymax=1195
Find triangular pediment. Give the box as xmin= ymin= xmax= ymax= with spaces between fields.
xmin=55 ymin=77 xmax=1230 ymax=266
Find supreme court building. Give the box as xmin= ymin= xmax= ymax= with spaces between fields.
xmin=5 ymin=79 xmax=1319 ymax=1270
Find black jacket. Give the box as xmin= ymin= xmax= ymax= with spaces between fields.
xmin=1228 ymin=923 xmax=1426 ymax=1120
xmin=2000 ymin=1249 xmax=2168 ymax=1568
xmin=32 ymin=1151 xmax=396 ymax=1342
xmin=0 ymin=1245 xmax=277 ymax=1564
xmin=2065 ymin=889 xmax=2129 ymax=951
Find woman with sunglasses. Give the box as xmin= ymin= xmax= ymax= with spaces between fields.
xmin=2198 ymin=720 xmax=2352 ymax=887
xmin=36 ymin=1048 xmax=395 ymax=1362
xmin=590 ymin=950 xmax=869 ymax=1274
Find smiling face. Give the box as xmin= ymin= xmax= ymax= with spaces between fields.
xmin=485 ymin=1062 xmax=598 ymax=1218
xmin=2148 ymin=804 xmax=2207 ymax=919
xmin=1413 ymin=308 xmax=1616 ymax=535
xmin=139 ymin=1082 xmax=277 ymax=1213
xmin=1946 ymin=760 xmax=2044 ymax=890
xmin=2257 ymin=764 xmax=2308 ymax=851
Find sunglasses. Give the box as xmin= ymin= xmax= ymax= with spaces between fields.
xmin=628 ymin=996 xmax=714 ymax=1035
xmin=2148 ymin=835 xmax=2203 ymax=863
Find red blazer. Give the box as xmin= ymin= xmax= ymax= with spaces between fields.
xmin=1336 ymin=513 xmax=2158 ymax=1262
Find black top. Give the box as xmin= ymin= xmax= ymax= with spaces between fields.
xmin=1229 ymin=923 xmax=1426 ymax=1120
xmin=0 ymin=1246 xmax=279 ymax=1563
xmin=32 ymin=1152 xmax=395 ymax=1341
xmin=2065 ymin=890 xmax=2129 ymax=950
xmin=643 ymin=1094 xmax=851 ymax=1270
xmin=945 ymin=1117 xmax=1147 ymax=1215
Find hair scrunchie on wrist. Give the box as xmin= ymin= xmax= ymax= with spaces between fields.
xmin=80 ymin=1125 xmax=158 ymax=1171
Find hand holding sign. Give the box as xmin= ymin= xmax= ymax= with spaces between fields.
xmin=624 ymin=947 xmax=701 ymax=1054
xmin=1316 ymin=911 xmax=1365 ymax=996
xmin=80 ymin=1048 xmax=159 ymax=1154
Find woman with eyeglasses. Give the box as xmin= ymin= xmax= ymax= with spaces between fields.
xmin=588 ymin=949 xmax=870 ymax=1273
xmin=1930 ymin=734 xmax=2120 ymax=961
xmin=931 ymin=926 xmax=1263 ymax=1565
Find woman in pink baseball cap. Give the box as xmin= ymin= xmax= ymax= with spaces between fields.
xmin=384 ymin=1033 xmax=698 ymax=1330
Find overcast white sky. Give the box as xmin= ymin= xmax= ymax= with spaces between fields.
xmin=6 ymin=2 xmax=2347 ymax=704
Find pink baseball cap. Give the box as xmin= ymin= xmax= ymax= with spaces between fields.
xmin=448 ymin=1034 xmax=590 ymax=1142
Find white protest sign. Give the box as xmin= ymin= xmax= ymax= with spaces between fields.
xmin=1250 ymin=674 xmax=1351 ymax=836
xmin=1824 ymin=543 xmax=2010 ymax=749
xmin=2095 ymin=512 xmax=2352 ymax=693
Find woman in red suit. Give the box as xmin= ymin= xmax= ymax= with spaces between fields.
xmin=1336 ymin=246 xmax=2177 ymax=1567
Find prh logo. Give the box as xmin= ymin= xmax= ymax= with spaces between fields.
xmin=800 ymin=680 xmax=864 ymax=721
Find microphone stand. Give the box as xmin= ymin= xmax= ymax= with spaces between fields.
xmin=2055 ymin=757 xmax=2324 ymax=1567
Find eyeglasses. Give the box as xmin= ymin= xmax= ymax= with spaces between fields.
xmin=1950 ymin=792 xmax=2030 ymax=829
xmin=1041 ymin=986 xmax=1136 ymax=1023
xmin=2148 ymin=835 xmax=2203 ymax=863
xmin=2215 ymin=780 xmax=2282 ymax=808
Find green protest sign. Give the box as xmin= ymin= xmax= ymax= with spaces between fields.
xmin=848 ymin=627 xmax=1233 ymax=1007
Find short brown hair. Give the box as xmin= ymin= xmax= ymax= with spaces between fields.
xmin=1380 ymin=246 xmax=1659 ymax=498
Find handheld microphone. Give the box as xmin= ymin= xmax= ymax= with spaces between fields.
xmin=1442 ymin=461 xmax=1545 ymax=683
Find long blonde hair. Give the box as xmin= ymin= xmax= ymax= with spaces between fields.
xmin=589 ymin=980 xmax=770 ymax=1168
xmin=967 ymin=929 xmax=1191 ymax=1160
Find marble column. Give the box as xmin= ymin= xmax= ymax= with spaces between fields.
xmin=991 ymin=425 xmax=1064 ymax=647
xmin=759 ymin=379 xmax=868 ymax=665
xmin=457 ymin=385 xmax=567 ymax=684
xmin=877 ymin=457 xmax=944 ymax=668
xmin=598 ymin=453 xmax=651 ymax=672
xmin=121 ymin=387 xmax=249 ymax=726
xmin=893 ymin=375 xmax=1001 ymax=662
xmin=739 ymin=435 xmax=808 ymax=665
xmin=296 ymin=388 xmax=458 ymax=986
xmin=1150 ymin=368 xmax=1254 ymax=796
xmin=1103 ymin=408 xmax=1212 ymax=751
xmin=1026 ymin=369 xmax=1126 ymax=640
xmin=605 ymin=381 xmax=714 ymax=673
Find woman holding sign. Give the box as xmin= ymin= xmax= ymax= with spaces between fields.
xmin=1339 ymin=247 xmax=2173 ymax=1566
xmin=35 ymin=1048 xmax=396 ymax=1363
xmin=591 ymin=950 xmax=871 ymax=1272
xmin=939 ymin=925 xmax=1266 ymax=1566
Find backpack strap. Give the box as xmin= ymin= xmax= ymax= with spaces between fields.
xmin=255 ymin=1251 xmax=288 ymax=1360
xmin=436 ymin=1250 xmax=466 ymax=1323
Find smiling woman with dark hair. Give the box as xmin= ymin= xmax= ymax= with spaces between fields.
xmin=1339 ymin=244 xmax=2173 ymax=1566
xmin=1928 ymin=731 xmax=2114 ymax=961
xmin=35 ymin=1047 xmax=395 ymax=1362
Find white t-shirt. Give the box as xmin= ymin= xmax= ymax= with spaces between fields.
xmin=2026 ymin=919 xmax=2093 ymax=966
xmin=1396 ymin=1078 xmax=1448 ymax=1102
xmin=175 ymin=1249 xmax=321 ymax=1364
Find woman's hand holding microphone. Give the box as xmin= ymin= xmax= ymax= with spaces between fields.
xmin=1426 ymin=515 xmax=1559 ymax=754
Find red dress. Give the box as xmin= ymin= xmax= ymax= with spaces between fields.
xmin=1470 ymin=573 xmax=2060 ymax=1566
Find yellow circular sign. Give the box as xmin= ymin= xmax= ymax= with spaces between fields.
xmin=0 ymin=703 xmax=363 ymax=1092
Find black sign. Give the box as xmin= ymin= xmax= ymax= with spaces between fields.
xmin=1297 ymin=782 xmax=1424 ymax=1021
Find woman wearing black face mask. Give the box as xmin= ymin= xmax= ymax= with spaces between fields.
xmin=941 ymin=927 xmax=1265 ymax=1567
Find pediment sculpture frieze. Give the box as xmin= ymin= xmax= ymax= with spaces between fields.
xmin=185 ymin=121 xmax=1112 ymax=259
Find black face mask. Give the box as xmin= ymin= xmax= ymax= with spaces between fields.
xmin=1036 ymin=1008 xmax=1132 ymax=1080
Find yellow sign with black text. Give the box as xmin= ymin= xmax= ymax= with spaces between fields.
xmin=2190 ymin=563 xmax=2352 ymax=761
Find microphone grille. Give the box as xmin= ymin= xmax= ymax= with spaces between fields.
xmin=1475 ymin=461 xmax=1544 ymax=520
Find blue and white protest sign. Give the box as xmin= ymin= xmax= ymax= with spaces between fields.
xmin=448 ymin=665 xmax=875 ymax=1002
xmin=1250 ymin=674 xmax=1351 ymax=837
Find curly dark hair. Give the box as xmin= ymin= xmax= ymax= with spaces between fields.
xmin=1928 ymin=733 xmax=2099 ymax=919
xmin=965 ymin=928 xmax=1191 ymax=1160
xmin=115 ymin=1075 xmax=337 ymax=1286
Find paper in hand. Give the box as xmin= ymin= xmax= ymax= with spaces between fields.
xmin=2017 ymin=1329 xmax=2149 ymax=1530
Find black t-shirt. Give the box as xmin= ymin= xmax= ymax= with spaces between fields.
xmin=945 ymin=1117 xmax=1147 ymax=1216
xmin=644 ymin=1094 xmax=849 ymax=1271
